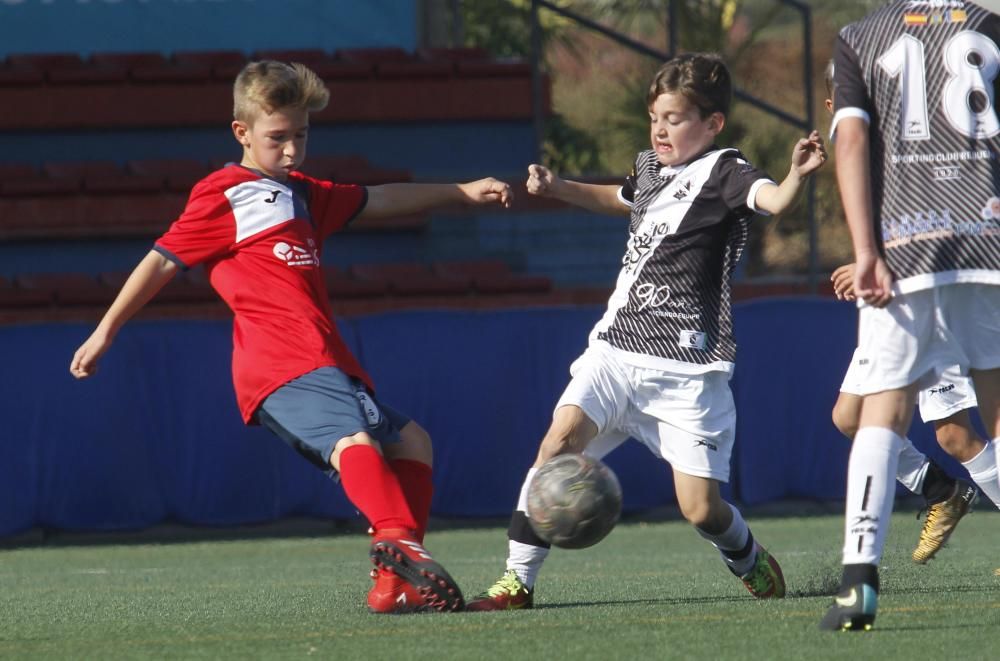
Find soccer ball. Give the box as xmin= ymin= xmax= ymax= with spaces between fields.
xmin=526 ymin=454 xmax=622 ymax=549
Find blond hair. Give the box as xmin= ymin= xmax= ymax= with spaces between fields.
xmin=233 ymin=60 xmax=329 ymax=123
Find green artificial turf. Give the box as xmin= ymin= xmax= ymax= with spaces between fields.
xmin=1 ymin=511 xmax=998 ymax=660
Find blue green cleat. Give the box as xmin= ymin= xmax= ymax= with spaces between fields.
xmin=818 ymin=583 xmax=878 ymax=631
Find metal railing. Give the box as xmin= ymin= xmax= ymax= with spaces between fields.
xmin=528 ymin=0 xmax=819 ymax=290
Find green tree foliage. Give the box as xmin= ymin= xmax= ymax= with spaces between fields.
xmin=459 ymin=1 xmax=873 ymax=274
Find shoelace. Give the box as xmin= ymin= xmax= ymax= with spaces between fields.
xmin=918 ymin=504 xmax=949 ymax=543
xmin=487 ymin=571 xmax=525 ymax=597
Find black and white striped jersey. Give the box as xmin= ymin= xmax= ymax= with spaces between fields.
xmin=589 ymin=147 xmax=773 ymax=374
xmin=833 ymin=0 xmax=1000 ymax=292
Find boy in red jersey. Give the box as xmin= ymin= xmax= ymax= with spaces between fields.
xmin=69 ymin=60 xmax=513 ymax=614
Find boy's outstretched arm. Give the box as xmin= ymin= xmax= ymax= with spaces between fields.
xmin=526 ymin=164 xmax=629 ymax=217
xmin=754 ymin=130 xmax=827 ymax=216
xmin=70 ymin=250 xmax=178 ymax=379
xmin=358 ymin=178 xmax=513 ymax=221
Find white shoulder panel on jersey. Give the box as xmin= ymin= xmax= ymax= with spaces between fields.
xmin=746 ymin=178 xmax=776 ymax=215
xmin=830 ymin=107 xmax=870 ymax=140
xmin=225 ymin=179 xmax=296 ymax=243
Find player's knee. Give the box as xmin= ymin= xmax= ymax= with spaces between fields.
xmin=535 ymin=435 xmax=577 ymax=465
xmin=831 ymin=402 xmax=858 ymax=439
xmin=677 ymin=495 xmax=723 ymax=530
xmin=329 ymin=431 xmax=381 ymax=468
xmin=390 ymin=421 xmax=433 ymax=465
xmin=680 ymin=503 xmax=714 ymax=530
xmin=535 ymin=406 xmax=595 ymax=464
xmin=934 ymin=417 xmax=983 ymax=462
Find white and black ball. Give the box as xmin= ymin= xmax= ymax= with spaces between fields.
xmin=526 ymin=454 xmax=622 ymax=549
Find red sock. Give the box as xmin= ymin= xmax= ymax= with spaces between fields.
xmin=390 ymin=459 xmax=434 ymax=542
xmin=338 ymin=445 xmax=416 ymax=533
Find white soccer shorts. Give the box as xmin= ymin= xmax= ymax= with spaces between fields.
xmin=850 ymin=283 xmax=1000 ymax=396
xmin=555 ymin=342 xmax=736 ymax=482
xmin=841 ymin=356 xmax=978 ymax=423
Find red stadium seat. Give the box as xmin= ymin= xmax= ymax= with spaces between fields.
xmin=253 ymin=49 xmax=376 ymax=78
xmin=42 ymin=160 xmax=121 ymax=179
xmin=0 ymin=163 xmax=82 ymax=196
xmin=172 ymin=50 xmax=248 ymax=80
xmin=432 ymin=260 xmax=553 ymax=294
xmin=0 ymin=162 xmax=38 ymax=179
xmin=335 ymin=48 xmax=412 ymax=64
xmin=127 ymin=158 xmax=212 ymax=192
xmin=0 ymin=59 xmax=44 ymax=86
xmin=301 ymin=154 xmax=413 ymax=185
xmin=375 ymin=59 xmax=454 ymax=79
xmin=91 ymin=52 xmax=210 ymax=83
xmin=6 ymin=52 xmax=83 ymax=72
xmin=90 ymin=52 xmax=166 ymax=69
xmin=0 ymin=275 xmax=53 ymax=307
xmin=322 ymin=266 xmax=388 ymax=299
xmin=6 ymin=52 xmax=129 ymax=84
xmin=0 ymin=174 xmax=80 ymax=196
xmin=301 ymin=154 xmax=371 ymax=181
xmin=13 ymin=272 xmax=116 ymax=306
xmin=100 ymin=269 xmax=218 ymax=304
xmin=350 ymin=262 xmax=471 ymax=296
xmin=254 ymin=49 xmax=330 ymax=64
xmin=40 ymin=161 xmax=161 ymax=195
xmin=416 ymin=47 xmax=491 ymax=63
xmin=456 ymin=59 xmax=532 ymax=77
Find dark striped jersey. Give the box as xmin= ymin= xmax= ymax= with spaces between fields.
xmin=833 ymin=0 xmax=1000 ymax=292
xmin=589 ymin=147 xmax=773 ymax=374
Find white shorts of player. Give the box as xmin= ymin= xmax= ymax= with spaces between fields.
xmin=848 ymin=283 xmax=1000 ymax=401
xmin=555 ymin=342 xmax=735 ymax=483
xmin=841 ymin=356 xmax=978 ymax=423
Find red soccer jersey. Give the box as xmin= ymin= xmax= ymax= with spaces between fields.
xmin=155 ymin=164 xmax=372 ymax=423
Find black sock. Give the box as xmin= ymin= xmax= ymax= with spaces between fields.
xmin=718 ymin=530 xmax=756 ymax=566
xmin=841 ymin=563 xmax=879 ymax=593
xmin=921 ymin=461 xmax=955 ymax=505
xmin=508 ymin=510 xmax=551 ymax=549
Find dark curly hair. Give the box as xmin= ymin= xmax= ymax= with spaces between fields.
xmin=646 ymin=53 xmax=731 ymax=118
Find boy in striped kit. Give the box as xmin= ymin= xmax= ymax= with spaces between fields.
xmin=467 ymin=52 xmax=826 ymax=610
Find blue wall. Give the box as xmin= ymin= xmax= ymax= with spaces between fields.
xmin=0 ymin=0 xmax=417 ymax=57
xmin=0 ymin=299 xmax=969 ymax=538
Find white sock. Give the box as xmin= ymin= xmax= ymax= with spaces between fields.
xmin=508 ymin=467 xmax=548 ymax=588
xmin=842 ymin=427 xmax=902 ymax=566
xmin=695 ymin=502 xmax=756 ymax=576
xmin=507 ymin=541 xmax=548 ymax=589
xmin=962 ymin=439 xmax=1000 ymax=510
xmin=895 ymin=436 xmax=929 ymax=494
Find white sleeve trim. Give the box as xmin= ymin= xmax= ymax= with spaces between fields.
xmin=830 ymin=107 xmax=870 ymax=140
xmin=616 ymin=185 xmax=634 ymax=207
xmin=747 ymin=178 xmax=776 ymax=215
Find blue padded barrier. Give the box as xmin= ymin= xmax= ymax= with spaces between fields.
xmin=0 ymin=299 xmax=973 ymax=537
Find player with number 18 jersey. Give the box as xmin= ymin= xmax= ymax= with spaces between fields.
xmin=832 ymin=0 xmax=1000 ymax=291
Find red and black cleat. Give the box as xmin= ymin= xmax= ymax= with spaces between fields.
xmin=367 ymin=567 xmax=429 ymax=614
xmin=369 ymin=528 xmax=465 ymax=612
